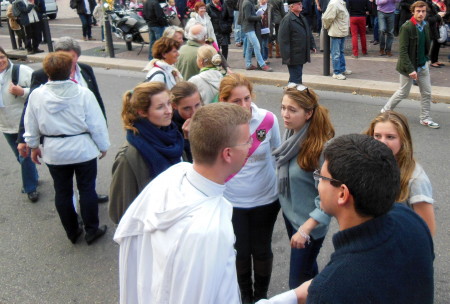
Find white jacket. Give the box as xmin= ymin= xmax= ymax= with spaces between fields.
xmin=24 ymin=80 xmax=110 ymax=165
xmin=144 ymin=60 xmax=183 ymax=90
xmin=322 ymin=0 xmax=349 ymax=38
xmin=0 ymin=62 xmax=33 ymax=133
xmin=185 ymin=12 xmax=217 ymax=43
xmin=188 ymin=69 xmax=223 ymax=104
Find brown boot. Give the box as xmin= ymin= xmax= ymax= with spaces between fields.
xmin=268 ymin=43 xmax=273 ymax=58
xmin=275 ymin=43 xmax=281 ymax=58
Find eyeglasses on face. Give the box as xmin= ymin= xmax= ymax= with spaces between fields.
xmin=232 ymin=136 xmax=253 ymax=147
xmin=313 ymin=169 xmax=343 ymax=186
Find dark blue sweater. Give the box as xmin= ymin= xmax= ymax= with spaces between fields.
xmin=307 ymin=204 xmax=434 ymax=304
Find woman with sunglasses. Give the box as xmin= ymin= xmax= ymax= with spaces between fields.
xmin=365 ymin=111 xmax=436 ymax=235
xmin=219 ymin=73 xmax=281 ymax=303
xmin=273 ymin=84 xmax=335 ymax=289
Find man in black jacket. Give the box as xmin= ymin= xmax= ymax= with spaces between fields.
xmin=17 ymin=37 xmax=109 ymax=203
xmin=143 ymin=0 xmax=168 ymax=60
xmin=14 ymin=0 xmax=45 ymax=54
xmin=72 ymin=0 xmax=96 ymax=41
xmin=278 ymin=0 xmax=316 ymax=84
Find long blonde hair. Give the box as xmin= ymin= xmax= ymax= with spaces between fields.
xmin=121 ymin=82 xmax=168 ymax=134
xmin=283 ymin=88 xmax=335 ymax=171
xmin=365 ymin=111 xmax=415 ymax=202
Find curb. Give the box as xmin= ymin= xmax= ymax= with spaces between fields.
xmin=9 ymin=50 xmax=450 ymax=104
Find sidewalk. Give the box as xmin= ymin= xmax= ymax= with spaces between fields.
xmin=2 ymin=30 xmax=449 ymax=103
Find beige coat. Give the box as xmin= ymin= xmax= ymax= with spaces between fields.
xmin=6 ymin=4 xmax=21 ymax=31
xmin=322 ymin=0 xmax=349 ymax=38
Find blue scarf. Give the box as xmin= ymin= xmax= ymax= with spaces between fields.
xmin=126 ymin=118 xmax=184 ymax=179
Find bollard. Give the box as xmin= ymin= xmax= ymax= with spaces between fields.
xmin=104 ymin=14 xmax=115 ymax=58
xmin=323 ymin=29 xmax=330 ymax=76
xmin=7 ymin=20 xmax=18 ymax=50
xmin=41 ymin=13 xmax=54 ymax=52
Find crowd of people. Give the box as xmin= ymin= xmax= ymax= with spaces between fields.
xmin=0 ymin=0 xmax=446 ymax=302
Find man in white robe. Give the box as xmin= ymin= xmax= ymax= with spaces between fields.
xmin=114 ymin=103 xmax=300 ymax=304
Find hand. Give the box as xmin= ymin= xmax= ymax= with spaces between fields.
xmin=290 ymin=230 xmax=308 ymax=249
xmin=311 ymin=48 xmax=317 ymax=54
xmin=409 ymin=71 xmax=418 ymax=80
xmin=182 ymin=118 xmax=191 ymax=139
xmin=294 ymin=279 xmax=312 ymax=304
xmin=99 ymin=151 xmax=107 ymax=159
xmin=8 ymin=83 xmax=25 ymax=97
xmin=438 ymin=12 xmax=445 ymax=17
xmin=31 ymin=148 xmax=42 ymax=165
xmin=18 ymin=143 xmax=30 ymax=158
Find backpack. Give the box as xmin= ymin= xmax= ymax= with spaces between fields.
xmin=144 ymin=70 xmax=166 ymax=83
xmin=12 ymin=0 xmax=22 ymax=18
xmin=11 ymin=64 xmax=21 ymax=86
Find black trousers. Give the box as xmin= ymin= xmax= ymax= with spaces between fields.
xmin=232 ymin=200 xmax=280 ymax=262
xmin=430 ymin=39 xmax=441 ymax=64
xmin=24 ymin=21 xmax=42 ymax=51
xmin=47 ymin=158 xmax=99 ymax=238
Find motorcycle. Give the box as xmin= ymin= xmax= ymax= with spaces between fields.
xmin=108 ymin=5 xmax=149 ymax=51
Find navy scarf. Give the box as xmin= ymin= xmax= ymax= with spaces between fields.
xmin=172 ymin=110 xmax=193 ymax=163
xmin=127 ymin=118 xmax=184 ymax=179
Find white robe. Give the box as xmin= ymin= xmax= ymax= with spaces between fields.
xmin=114 ymin=163 xmax=240 ymax=304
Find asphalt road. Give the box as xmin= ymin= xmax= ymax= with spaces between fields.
xmin=0 ymin=65 xmax=448 ymax=303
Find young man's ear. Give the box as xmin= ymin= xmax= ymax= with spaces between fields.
xmin=337 ymin=184 xmax=351 ymax=207
xmin=221 ymin=147 xmax=233 ymax=164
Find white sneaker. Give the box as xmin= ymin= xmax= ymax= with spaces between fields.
xmin=332 ymin=73 xmax=346 ymax=80
xmin=420 ymin=119 xmax=440 ymax=129
xmin=343 ymin=70 xmax=352 ymax=75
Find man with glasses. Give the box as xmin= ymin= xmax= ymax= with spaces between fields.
xmin=293 ymin=134 xmax=434 ymax=303
xmin=278 ymin=0 xmax=316 ymax=85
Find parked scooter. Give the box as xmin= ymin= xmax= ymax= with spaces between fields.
xmin=108 ymin=5 xmax=149 ymax=51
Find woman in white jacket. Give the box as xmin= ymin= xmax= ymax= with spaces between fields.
xmin=185 ymin=2 xmax=218 ymax=49
xmin=0 ymin=47 xmax=39 ymax=202
xmin=188 ymin=45 xmax=223 ymax=104
xmin=24 ymin=52 xmax=110 ymax=245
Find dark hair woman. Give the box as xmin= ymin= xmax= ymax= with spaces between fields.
xmin=109 ymin=82 xmax=184 ymax=224
xmin=24 ymin=52 xmax=110 ymax=245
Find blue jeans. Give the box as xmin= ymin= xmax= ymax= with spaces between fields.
xmin=283 ymin=214 xmax=325 ymax=289
xmin=47 ymin=158 xmax=99 ymax=237
xmin=261 ymin=34 xmax=269 ymax=61
xmin=149 ymin=26 xmax=165 ymax=60
xmin=377 ymin=11 xmax=395 ymax=51
xmin=3 ymin=132 xmax=38 ymax=194
xmin=78 ymin=13 xmax=92 ymax=38
xmin=288 ymin=64 xmax=304 ymax=84
xmin=233 ymin=11 xmax=243 ymax=44
xmin=245 ymin=31 xmax=265 ymax=68
xmin=370 ymin=15 xmax=379 ymax=42
xmin=331 ymin=37 xmax=346 ymax=74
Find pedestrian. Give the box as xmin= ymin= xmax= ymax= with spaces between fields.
xmin=365 ymin=111 xmax=436 ymax=235
xmin=273 ymin=84 xmax=334 ymax=289
xmin=17 ymin=37 xmax=110 ymax=204
xmin=176 ymin=23 xmax=207 ymax=80
xmin=92 ymin=0 xmax=104 ymax=42
xmin=376 ymin=0 xmax=397 ymax=56
xmin=269 ymin=0 xmax=286 ymax=58
xmin=188 ymin=45 xmax=223 ymax=104
xmin=170 ymin=81 xmax=203 ymax=162
xmin=278 ymin=0 xmax=316 ymax=85
xmin=426 ymin=0 xmax=446 ymax=68
xmin=241 ymin=0 xmax=273 ymax=71
xmin=143 ymin=0 xmax=168 ymax=60
xmin=232 ymin=0 xmax=245 ymax=46
xmin=347 ymin=0 xmax=370 ymax=58
xmin=207 ymin=0 xmax=234 ymax=59
xmin=0 ymin=47 xmax=39 ymax=202
xmin=256 ymin=0 xmax=272 ymax=63
xmin=14 ymin=0 xmax=45 ymax=54
xmin=144 ymin=37 xmax=183 ymax=89
xmin=6 ymin=0 xmax=26 ymax=50
xmin=368 ymin=0 xmax=380 ymax=44
xmin=71 ymin=0 xmax=96 ymax=41
xmin=185 ymin=2 xmax=219 ymax=50
xmin=162 ymin=25 xmax=185 ymax=44
xmin=380 ymin=1 xmax=440 ymax=129
xmin=109 ymin=82 xmax=184 ymax=224
xmin=294 ymin=134 xmax=434 ymax=303
xmin=322 ymin=0 xmax=352 ymax=80
xmin=219 ymin=73 xmax=281 ymax=303
xmin=24 ymin=52 xmax=109 ymax=245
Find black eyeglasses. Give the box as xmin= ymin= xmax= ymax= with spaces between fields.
xmin=284 ymin=83 xmax=310 ymax=95
xmin=313 ymin=169 xmax=343 ymax=186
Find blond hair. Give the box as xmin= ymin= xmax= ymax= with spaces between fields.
xmin=283 ymin=88 xmax=335 ymax=171
xmin=197 ymin=45 xmax=222 ymax=68
xmin=364 ymin=111 xmax=415 ymax=202
xmin=121 ymin=82 xmax=168 ymax=134
xmin=190 ymin=103 xmax=251 ymax=165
